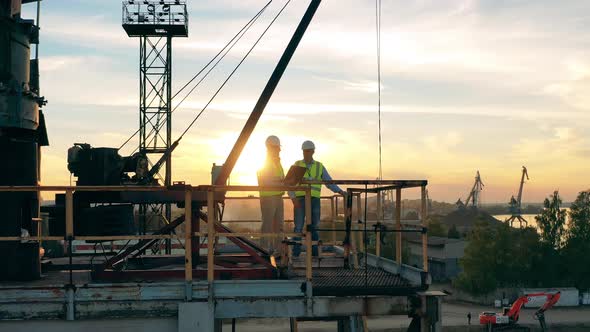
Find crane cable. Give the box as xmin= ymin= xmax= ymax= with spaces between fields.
xmin=177 ymin=0 xmax=292 ymax=141
xmin=376 ymin=0 xmax=383 ymax=181
xmin=134 ymin=1 xmax=273 ymax=154
xmin=118 ymin=0 xmax=272 ymax=151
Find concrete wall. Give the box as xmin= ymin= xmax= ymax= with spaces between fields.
xmin=521 ymin=288 xmax=579 ymax=307
xmin=444 ymin=241 xmax=467 ymax=259
xmin=0 ymin=318 xmax=177 ymax=332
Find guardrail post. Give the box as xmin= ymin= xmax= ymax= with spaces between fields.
xmin=356 ymin=193 xmax=361 ymax=222
xmin=396 ymin=188 xmax=402 ymax=264
xmin=65 ymin=188 xmax=75 ymax=321
xmin=421 ymin=185 xmax=428 ymax=272
xmin=305 ymin=188 xmax=312 ymax=283
xmin=357 ymin=221 xmax=364 ymax=255
xmin=330 ymin=196 xmax=336 ymax=244
xmin=184 ymin=187 xmax=192 ymax=301
xmin=65 ymin=189 xmax=73 ymax=239
xmin=377 ymin=191 xmax=382 ymax=221
xmin=376 ymin=227 xmax=381 ymax=257
xmin=207 ymin=190 xmax=215 ymax=284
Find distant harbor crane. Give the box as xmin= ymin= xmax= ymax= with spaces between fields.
xmin=506 ymin=166 xmax=529 ymax=227
xmin=456 ymin=171 xmax=484 ymax=209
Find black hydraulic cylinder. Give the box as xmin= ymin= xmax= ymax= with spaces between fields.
xmin=215 ymin=0 xmax=322 ymax=185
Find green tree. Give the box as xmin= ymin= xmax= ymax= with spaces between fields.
xmin=427 ymin=218 xmax=447 ymax=237
xmin=455 ymin=221 xmax=544 ymax=294
xmin=568 ymin=191 xmax=590 ymax=238
xmin=454 ymin=221 xmax=497 ymax=294
xmin=562 ymin=191 xmax=590 ymax=288
xmin=447 ymin=224 xmax=461 ymax=239
xmin=535 ymin=191 xmax=567 ymax=249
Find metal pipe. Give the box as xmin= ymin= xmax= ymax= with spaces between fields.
xmin=215 ymin=0 xmax=322 ymax=185
xmin=66 ymin=286 xmax=75 ymax=321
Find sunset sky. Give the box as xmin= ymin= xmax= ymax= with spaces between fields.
xmin=23 ymin=0 xmax=590 ymax=203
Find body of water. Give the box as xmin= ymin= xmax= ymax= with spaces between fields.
xmin=494 ymin=209 xmax=571 ymax=230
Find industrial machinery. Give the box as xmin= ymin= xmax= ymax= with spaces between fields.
xmin=456 ymin=170 xmax=484 ymax=209
xmin=506 ymin=166 xmax=529 ymax=227
xmin=42 ymin=0 xmax=325 ymax=281
xmin=0 ymin=0 xmax=48 ymax=280
xmin=479 ymin=291 xmax=561 ymax=331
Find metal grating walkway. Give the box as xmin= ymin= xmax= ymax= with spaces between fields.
xmin=297 ymin=267 xmax=422 ymax=296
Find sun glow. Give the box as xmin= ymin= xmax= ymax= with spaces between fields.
xmin=208 ymin=133 xmax=305 ymax=185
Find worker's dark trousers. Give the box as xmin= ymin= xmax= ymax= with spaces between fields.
xmin=293 ymin=197 xmax=320 ymax=257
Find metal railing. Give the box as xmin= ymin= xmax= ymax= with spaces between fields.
xmin=0 ymin=180 xmax=429 ymax=295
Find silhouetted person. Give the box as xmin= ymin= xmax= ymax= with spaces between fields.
xmin=468 ymin=312 xmax=472 ymax=325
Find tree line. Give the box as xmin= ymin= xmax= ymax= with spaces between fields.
xmin=454 ymin=190 xmax=590 ymax=295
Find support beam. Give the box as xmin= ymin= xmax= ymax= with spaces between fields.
xmin=421 ymin=186 xmax=428 ymax=272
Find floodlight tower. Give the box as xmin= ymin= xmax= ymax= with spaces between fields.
xmin=122 ymin=0 xmax=188 ymax=249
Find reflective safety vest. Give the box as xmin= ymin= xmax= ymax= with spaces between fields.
xmin=294 ymin=160 xmax=323 ymax=198
xmin=258 ymin=159 xmax=285 ymax=197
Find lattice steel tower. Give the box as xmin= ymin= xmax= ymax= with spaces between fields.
xmin=122 ymin=1 xmax=188 ymax=245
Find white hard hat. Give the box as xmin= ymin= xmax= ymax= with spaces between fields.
xmin=301 ymin=140 xmax=315 ymax=150
xmin=265 ymin=135 xmax=281 ymax=147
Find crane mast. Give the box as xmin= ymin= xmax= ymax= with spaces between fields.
xmin=507 ymin=166 xmax=529 ymax=228
xmin=458 ymin=170 xmax=484 ymax=209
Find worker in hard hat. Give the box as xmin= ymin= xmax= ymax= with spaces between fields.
xmin=289 ymin=140 xmax=346 ymax=257
xmin=257 ymin=135 xmax=285 ymax=256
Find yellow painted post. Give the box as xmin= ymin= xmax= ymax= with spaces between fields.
xmin=330 ymin=196 xmax=336 ymax=244
xmin=355 ymin=193 xmax=363 ymax=254
xmin=376 ymin=228 xmax=381 ymax=257
xmin=356 ymin=193 xmax=361 ymax=222
xmin=184 ymin=188 xmax=192 ymax=285
xmin=421 ymin=186 xmax=428 ymax=272
xmin=305 ymin=189 xmax=312 ymax=281
xmin=207 ymin=190 xmax=215 ymax=283
xmin=357 ymin=222 xmax=364 ymax=255
xmin=65 ymin=189 xmax=73 ymax=238
xmin=377 ymin=191 xmax=382 ymax=221
xmin=396 ymin=188 xmax=402 ymax=264
xmin=351 ymin=221 xmax=359 ymax=268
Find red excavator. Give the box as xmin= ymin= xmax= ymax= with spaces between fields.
xmin=479 ymin=291 xmax=561 ymax=331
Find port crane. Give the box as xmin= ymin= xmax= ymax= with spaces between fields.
xmin=456 ymin=170 xmax=484 ymax=209
xmin=479 ymin=291 xmax=560 ymax=331
xmin=506 ymin=166 xmax=529 ymax=227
